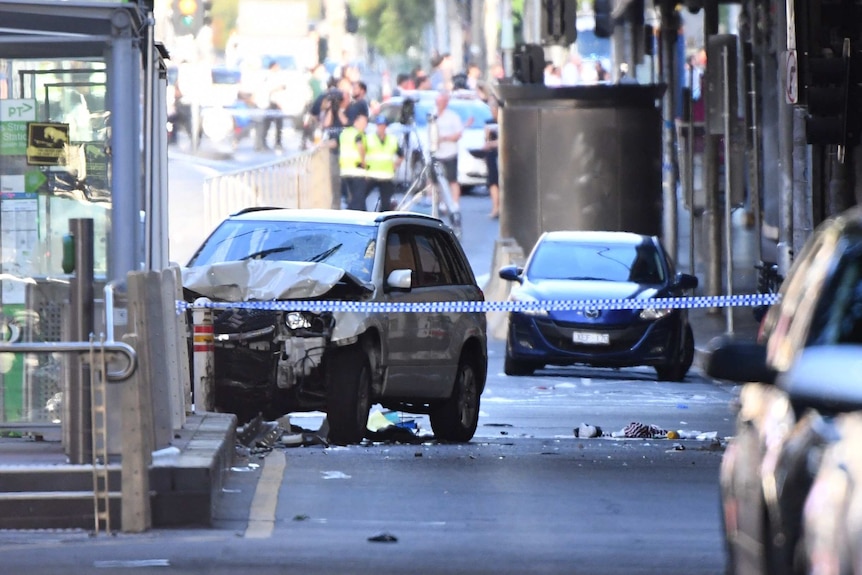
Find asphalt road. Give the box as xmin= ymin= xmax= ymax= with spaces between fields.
xmin=0 ymin=137 xmax=738 ymax=574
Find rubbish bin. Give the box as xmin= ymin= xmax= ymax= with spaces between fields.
xmin=493 ymin=83 xmax=666 ymax=254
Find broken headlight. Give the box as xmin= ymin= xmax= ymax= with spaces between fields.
xmin=286 ymin=312 xmax=312 ymax=330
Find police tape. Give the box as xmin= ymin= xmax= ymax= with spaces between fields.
xmin=177 ymin=293 xmax=781 ymax=314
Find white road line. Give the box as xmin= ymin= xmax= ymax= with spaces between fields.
xmin=94 ymin=559 xmax=170 ymax=568
xmin=244 ymin=452 xmax=286 ymax=539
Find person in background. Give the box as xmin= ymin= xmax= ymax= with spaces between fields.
xmin=414 ymin=71 xmax=432 ymax=90
xmin=339 ymin=112 xmax=369 ymax=211
xmin=365 ymin=115 xmax=403 ymax=211
xmin=484 ymin=101 xmax=500 ymax=219
xmin=392 ymin=73 xmax=413 ymax=97
xmin=347 ymin=80 xmax=369 ymax=123
xmin=433 ymin=90 xmax=469 ymax=207
xmin=257 ymin=60 xmax=286 ymax=151
xmin=321 ymin=85 xmax=350 ymax=208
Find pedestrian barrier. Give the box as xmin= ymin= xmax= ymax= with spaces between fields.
xmin=178 ymin=293 xmax=781 ymax=314
xmin=201 ymin=146 xmax=333 ymax=230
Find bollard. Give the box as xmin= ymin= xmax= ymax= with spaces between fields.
xmin=191 ymin=298 xmax=214 ymax=413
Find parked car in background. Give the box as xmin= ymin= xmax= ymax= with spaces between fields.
xmin=498 ymin=230 xmax=698 ymax=380
xmin=704 ymin=205 xmax=862 ymax=575
xmin=376 ymin=92 xmax=492 ymax=193
xmin=183 ymin=208 xmax=488 ymax=445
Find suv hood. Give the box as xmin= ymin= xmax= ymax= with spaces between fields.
xmin=182 ymin=260 xmax=370 ymax=301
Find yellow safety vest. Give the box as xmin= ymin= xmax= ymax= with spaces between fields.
xmin=365 ymin=133 xmax=399 ymax=180
xmin=339 ymin=126 xmax=366 ymax=177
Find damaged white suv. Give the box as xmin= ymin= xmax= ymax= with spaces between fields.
xmin=183 ymin=208 xmax=488 ymax=445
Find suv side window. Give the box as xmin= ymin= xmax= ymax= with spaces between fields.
xmin=414 ymin=230 xmax=452 ymax=287
xmin=384 ymin=229 xmax=416 ymax=280
xmin=434 ymin=230 xmax=474 ymax=286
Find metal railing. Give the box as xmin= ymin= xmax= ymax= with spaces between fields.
xmin=202 ymin=147 xmax=332 ymax=230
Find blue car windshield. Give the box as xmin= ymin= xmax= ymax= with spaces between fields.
xmin=187 ymin=220 xmax=378 ymax=282
xmin=527 ymin=241 xmax=665 ymax=284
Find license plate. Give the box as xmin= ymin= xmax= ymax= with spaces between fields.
xmin=572 ymin=331 xmax=610 ymax=345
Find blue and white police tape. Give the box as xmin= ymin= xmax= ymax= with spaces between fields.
xmin=177 ymin=293 xmax=781 ymax=314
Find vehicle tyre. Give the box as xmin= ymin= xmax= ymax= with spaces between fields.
xmin=504 ymin=348 xmax=537 ymax=376
xmin=655 ymin=323 xmax=694 ymax=381
xmin=325 ymin=343 xmax=372 ymax=445
xmin=430 ymin=352 xmax=481 ymax=442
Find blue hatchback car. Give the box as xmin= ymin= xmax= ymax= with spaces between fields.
xmin=498 ymin=231 xmax=699 ymax=380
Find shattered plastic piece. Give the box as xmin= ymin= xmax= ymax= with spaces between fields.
xmin=368 ymin=532 xmax=398 ymax=543
xmin=574 ymin=423 xmax=602 ymax=438
xmin=293 ymin=514 xmax=310 ymax=521
xmin=696 ymin=431 xmax=718 ymax=441
xmin=321 ymin=471 xmax=351 ymax=479
xmin=282 ymin=433 xmax=304 ymax=447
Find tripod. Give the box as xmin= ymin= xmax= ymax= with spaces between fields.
xmin=395 ymin=114 xmax=462 ymax=238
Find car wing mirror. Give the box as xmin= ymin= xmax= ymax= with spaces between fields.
xmin=498 ymin=265 xmax=524 ymax=283
xmin=781 ymin=345 xmax=862 ymax=413
xmin=703 ymin=334 xmax=775 ymax=384
xmin=386 ymin=269 xmax=412 ymax=290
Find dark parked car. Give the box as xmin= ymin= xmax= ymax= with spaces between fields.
xmin=704 ymin=205 xmax=862 ymax=575
xmin=183 ymin=208 xmax=488 ymax=445
xmin=498 ymin=230 xmax=698 ymax=380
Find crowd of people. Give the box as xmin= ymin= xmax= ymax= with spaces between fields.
xmin=300 ymin=53 xmax=502 ymax=216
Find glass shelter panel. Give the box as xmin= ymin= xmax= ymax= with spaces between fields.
xmin=0 ymin=59 xmax=111 ymax=424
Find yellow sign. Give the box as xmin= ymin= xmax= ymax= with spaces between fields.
xmin=26 ymin=123 xmax=70 ymax=166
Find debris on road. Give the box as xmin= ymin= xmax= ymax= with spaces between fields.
xmin=368 ymin=532 xmax=398 ymax=543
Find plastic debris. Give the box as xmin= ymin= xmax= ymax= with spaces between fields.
xmin=368 ymin=532 xmax=398 ymax=543
xmin=573 ymin=423 xmax=602 ymax=438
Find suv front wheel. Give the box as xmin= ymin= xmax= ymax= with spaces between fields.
xmin=325 ymin=343 xmax=372 ymax=445
xmin=430 ymin=352 xmax=481 ymax=442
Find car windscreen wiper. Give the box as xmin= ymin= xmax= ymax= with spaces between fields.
xmin=306 ymin=243 xmax=343 ymax=263
xmin=240 ymin=245 xmax=295 ymax=260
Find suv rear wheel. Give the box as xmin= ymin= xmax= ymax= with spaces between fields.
xmin=430 ymin=353 xmax=481 ymax=442
xmin=325 ymin=344 xmax=372 ymax=445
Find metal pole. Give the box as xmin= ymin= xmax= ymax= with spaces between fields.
xmin=722 ymin=47 xmax=734 ymax=334
xmin=703 ymin=4 xmax=721 ymax=309
xmin=660 ymin=1 xmax=678 ymax=263
xmin=68 ymin=218 xmax=94 ymax=464
xmin=748 ymin=50 xmax=762 ymax=264
xmin=143 ymin=12 xmax=155 ymax=270
xmin=688 ymin=64 xmax=695 ymax=276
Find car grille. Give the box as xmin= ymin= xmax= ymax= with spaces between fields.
xmin=534 ymin=318 xmax=649 ymax=354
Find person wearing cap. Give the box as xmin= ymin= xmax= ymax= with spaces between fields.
xmin=339 ymin=112 xmax=369 ymax=210
xmin=365 ymin=115 xmax=403 ymax=211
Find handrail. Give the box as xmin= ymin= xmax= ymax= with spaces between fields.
xmin=0 ymin=341 xmax=137 ymax=382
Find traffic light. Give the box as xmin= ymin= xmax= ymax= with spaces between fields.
xmin=540 ymin=0 xmax=577 ymax=46
xmin=172 ymin=0 xmax=203 ymax=35
xmin=594 ymin=0 xmax=613 ymax=39
xmin=804 ymin=39 xmax=859 ymax=148
xmin=513 ymin=44 xmax=545 ymax=84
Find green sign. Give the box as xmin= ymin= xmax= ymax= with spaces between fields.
xmin=0 ymin=99 xmax=36 ymax=157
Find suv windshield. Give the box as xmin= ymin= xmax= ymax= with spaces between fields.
xmin=187 ymin=220 xmax=378 ymax=282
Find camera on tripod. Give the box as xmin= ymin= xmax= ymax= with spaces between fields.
xmin=399 ymin=96 xmax=417 ymax=125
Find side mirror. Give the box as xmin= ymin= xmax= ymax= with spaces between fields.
xmin=674 ymin=272 xmax=699 ymax=290
xmin=498 ymin=265 xmax=524 ymax=283
xmin=781 ymin=345 xmax=862 ymax=413
xmin=386 ymin=269 xmax=412 ymax=290
xmin=703 ymin=334 xmax=775 ymax=384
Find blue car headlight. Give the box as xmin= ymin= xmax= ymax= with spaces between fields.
xmin=509 ymin=292 xmax=548 ymax=317
xmin=639 ymin=307 xmax=673 ymax=321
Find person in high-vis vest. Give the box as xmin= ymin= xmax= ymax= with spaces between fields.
xmin=365 ymin=115 xmax=403 ymax=211
xmin=339 ymin=112 xmax=369 ymax=210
